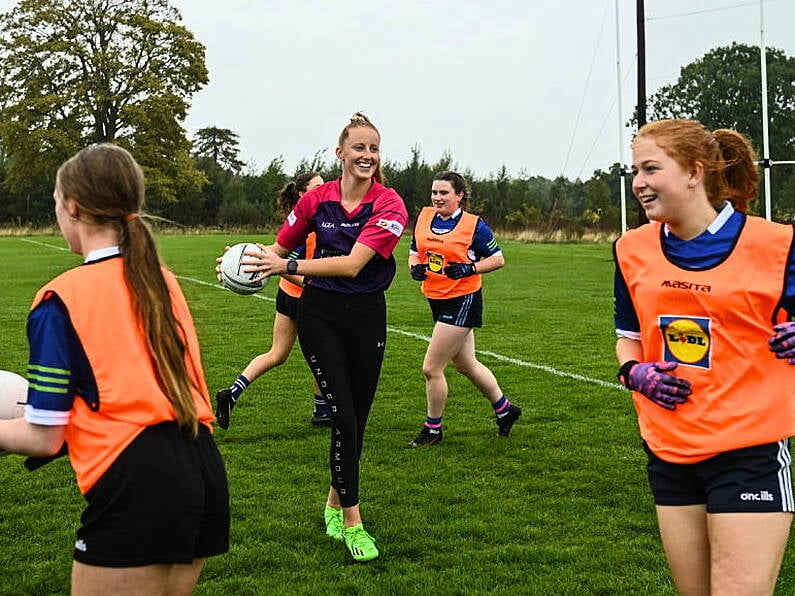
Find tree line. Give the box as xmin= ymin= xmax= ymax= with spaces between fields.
xmin=0 ymin=1 xmax=793 ymax=234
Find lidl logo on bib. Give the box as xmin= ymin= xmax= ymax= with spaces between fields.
xmin=427 ymin=252 xmax=444 ymax=274
xmin=660 ymin=316 xmax=711 ymax=369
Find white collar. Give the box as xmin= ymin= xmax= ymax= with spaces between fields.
xmin=85 ymin=246 xmax=121 ymax=263
xmin=663 ymin=201 xmax=734 ymax=236
xmin=436 ymin=207 xmax=462 ymax=221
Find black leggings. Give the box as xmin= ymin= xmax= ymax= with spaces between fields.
xmin=297 ymin=286 xmax=386 ymax=508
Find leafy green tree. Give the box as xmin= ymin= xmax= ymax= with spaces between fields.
xmin=192 ymin=126 xmax=245 ymax=173
xmin=384 ymin=145 xmax=434 ymax=218
xmin=0 ymin=0 xmax=208 ymax=206
xmin=582 ymin=178 xmax=620 ymax=232
xmin=218 ymin=177 xmax=265 ymax=227
xmin=647 ymin=43 xmax=795 ymax=157
xmin=645 ymin=43 xmax=795 ymax=212
xmin=293 ymin=149 xmax=330 ymax=179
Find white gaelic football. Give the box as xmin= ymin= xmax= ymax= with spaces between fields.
xmin=0 ymin=370 xmax=27 ymax=419
xmin=220 ymin=243 xmax=269 ymax=295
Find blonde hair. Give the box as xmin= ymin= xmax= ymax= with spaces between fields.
xmin=57 ymin=144 xmax=199 ymax=434
xmin=337 ymin=112 xmax=384 ymax=184
xmin=633 ymin=119 xmax=759 ymax=213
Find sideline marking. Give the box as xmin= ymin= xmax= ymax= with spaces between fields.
xmin=176 ymin=275 xmax=276 ymax=303
xmin=19 ymin=237 xmax=619 ymax=389
xmin=20 ymin=238 xmax=70 ymax=252
xmin=387 ymin=327 xmax=621 ymax=389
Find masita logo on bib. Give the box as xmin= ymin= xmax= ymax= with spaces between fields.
xmin=660 ymin=316 xmax=711 ymax=369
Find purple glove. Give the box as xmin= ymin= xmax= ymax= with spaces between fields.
xmin=618 ymin=360 xmax=691 ymax=411
xmin=769 ymin=322 xmax=795 ymax=364
xmin=410 ymin=264 xmax=428 ymax=281
xmin=443 ymin=262 xmax=476 ymax=279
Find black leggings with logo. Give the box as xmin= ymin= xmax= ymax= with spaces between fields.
xmin=297 ymin=285 xmax=386 ymax=508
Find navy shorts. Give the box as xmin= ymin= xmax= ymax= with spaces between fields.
xmin=74 ymin=422 xmax=230 ymax=567
xmin=428 ymin=289 xmax=483 ymax=328
xmin=275 ymin=287 xmax=300 ymax=320
xmin=644 ymin=439 xmax=794 ymax=513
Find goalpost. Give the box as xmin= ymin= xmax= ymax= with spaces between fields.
xmin=619 ymin=0 xmax=794 ymax=231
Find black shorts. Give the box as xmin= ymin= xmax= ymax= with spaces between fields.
xmin=644 ymin=439 xmax=794 ymax=513
xmin=74 ymin=422 xmax=230 ymax=567
xmin=275 ymin=287 xmax=300 ymax=320
xmin=427 ymin=289 xmax=483 ymax=328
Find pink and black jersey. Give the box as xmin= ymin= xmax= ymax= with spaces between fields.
xmin=276 ymin=179 xmax=408 ymax=294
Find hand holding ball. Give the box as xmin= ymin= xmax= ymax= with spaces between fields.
xmin=0 ymin=371 xmax=27 ymax=420
xmin=219 ymin=243 xmax=270 ymax=295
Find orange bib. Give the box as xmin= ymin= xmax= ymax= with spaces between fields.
xmin=415 ymin=207 xmax=482 ymax=299
xmin=31 ymin=258 xmax=213 ymax=493
xmin=615 ymin=217 xmax=795 ymax=462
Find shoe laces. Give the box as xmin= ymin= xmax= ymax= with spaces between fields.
xmin=345 ymin=525 xmax=375 ymax=548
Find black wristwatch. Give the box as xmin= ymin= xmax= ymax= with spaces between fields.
xmin=286 ymin=259 xmax=298 ymax=275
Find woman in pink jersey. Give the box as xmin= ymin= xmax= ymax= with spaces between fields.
xmin=214 ymin=172 xmax=330 ymax=429
xmin=614 ymin=119 xmax=795 ymax=595
xmin=0 ymin=144 xmax=229 ymax=594
xmin=223 ymin=112 xmax=408 ymax=563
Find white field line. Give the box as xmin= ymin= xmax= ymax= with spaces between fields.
xmin=387 ymin=327 xmax=621 ymax=390
xmin=20 ymin=238 xmax=70 ymax=251
xmin=19 ymin=237 xmax=619 ymax=390
xmin=176 ymin=275 xmax=276 ymax=303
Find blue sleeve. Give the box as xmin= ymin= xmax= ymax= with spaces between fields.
xmin=288 ymin=244 xmax=307 ymax=260
xmin=471 ymin=219 xmax=501 ymax=259
xmin=612 ymin=242 xmax=640 ymax=334
xmin=782 ymin=249 xmax=795 ymax=317
xmin=613 ymin=267 xmax=639 ymax=333
xmin=26 ymin=294 xmax=98 ymax=416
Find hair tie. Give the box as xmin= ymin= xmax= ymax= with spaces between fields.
xmin=125 ymin=213 xmax=140 ymax=222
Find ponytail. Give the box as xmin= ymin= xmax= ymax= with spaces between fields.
xmin=57 ymin=144 xmax=199 ymax=434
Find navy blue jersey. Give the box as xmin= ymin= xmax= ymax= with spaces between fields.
xmin=614 ymin=203 xmax=795 ymax=336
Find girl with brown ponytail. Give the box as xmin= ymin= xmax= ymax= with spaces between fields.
xmin=0 ymin=143 xmax=229 ymax=593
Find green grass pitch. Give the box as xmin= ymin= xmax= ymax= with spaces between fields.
xmin=0 ymin=234 xmax=792 ymax=594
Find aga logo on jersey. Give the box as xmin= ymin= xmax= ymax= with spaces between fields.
xmin=426 ymin=251 xmax=444 ymax=274
xmin=660 ymin=315 xmax=711 ymax=369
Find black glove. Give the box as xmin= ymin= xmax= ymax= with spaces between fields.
xmin=410 ymin=264 xmax=428 ymax=281
xmin=24 ymin=442 xmax=69 ymax=471
xmin=443 ymin=262 xmax=476 ymax=279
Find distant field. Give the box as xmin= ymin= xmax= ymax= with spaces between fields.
xmin=0 ymin=235 xmax=792 ymax=595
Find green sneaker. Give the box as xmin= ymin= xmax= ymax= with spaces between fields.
xmin=343 ymin=524 xmax=379 ymax=562
xmin=324 ymin=506 xmax=344 ymax=541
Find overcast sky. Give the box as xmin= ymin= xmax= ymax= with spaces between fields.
xmin=165 ymin=0 xmax=793 ymax=181
xmin=2 ymin=0 xmax=793 ymax=181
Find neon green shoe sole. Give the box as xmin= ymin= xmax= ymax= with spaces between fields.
xmin=324 ymin=506 xmax=344 ymax=541
xmin=343 ymin=523 xmax=379 ymax=562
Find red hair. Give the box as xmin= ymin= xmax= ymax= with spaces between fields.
xmin=633 ymin=119 xmax=759 ymax=213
